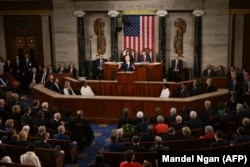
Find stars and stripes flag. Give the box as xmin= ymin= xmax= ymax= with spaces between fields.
xmin=123 ymin=15 xmax=155 ymax=61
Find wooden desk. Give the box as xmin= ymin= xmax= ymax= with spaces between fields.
xmin=104 ymin=62 xmax=163 ymax=81
xmin=32 ymin=84 xmax=230 ymax=124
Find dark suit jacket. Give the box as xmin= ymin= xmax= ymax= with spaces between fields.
xmin=161 ymin=134 xmax=179 ymax=141
xmin=49 ymin=83 xmax=62 ymax=94
xmin=140 ymin=133 xmax=155 ymax=142
xmin=203 ymin=69 xmax=216 ymax=77
xmin=21 ymin=114 xmax=33 ymax=127
xmin=203 ymin=84 xmax=217 ymax=93
xmin=126 ymin=145 xmax=146 ymax=152
xmin=201 ymin=107 xmax=216 ymax=126
xmin=48 ymin=119 xmax=61 ymax=129
xmin=178 ymin=88 xmax=189 ymax=98
xmin=104 ymin=142 xmax=125 ymax=152
xmin=136 ymin=122 xmax=149 ymax=133
xmin=214 ymin=114 xmax=235 ymax=132
xmin=34 ymin=140 xmax=53 ymax=149
xmin=121 ymin=55 xmax=134 ymax=63
xmin=170 ymin=59 xmax=183 ymax=72
xmin=56 ymin=67 xmax=68 ymax=73
xmin=138 ymin=55 xmax=151 ymax=63
xmin=120 ymin=62 xmax=135 ymax=71
xmin=149 ymin=145 xmax=170 ymax=152
xmin=187 ymin=119 xmax=202 ymax=129
xmin=189 ymin=86 xmax=202 ymax=96
xmin=210 ymin=140 xmax=229 ymax=148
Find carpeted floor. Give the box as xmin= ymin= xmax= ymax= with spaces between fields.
xmin=65 ymin=123 xmax=116 ymax=167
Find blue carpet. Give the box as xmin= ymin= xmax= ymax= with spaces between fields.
xmin=66 ymin=123 xmax=116 ymax=167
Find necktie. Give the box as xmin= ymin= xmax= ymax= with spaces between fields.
xmin=144 ymin=56 xmax=146 ymax=62
xmin=41 ymin=73 xmax=46 ymax=84
xmin=174 ymin=59 xmax=178 ymax=70
xmin=127 ymin=63 xmax=129 ymax=71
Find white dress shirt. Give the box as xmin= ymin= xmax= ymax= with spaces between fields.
xmin=80 ymin=86 xmax=94 ymax=96
xmin=160 ymin=88 xmax=170 ymax=98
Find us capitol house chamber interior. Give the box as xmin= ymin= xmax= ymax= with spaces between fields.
xmin=0 ymin=0 xmax=249 ymax=123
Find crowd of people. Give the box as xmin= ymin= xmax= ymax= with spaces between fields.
xmin=0 ymin=92 xmax=94 ymax=166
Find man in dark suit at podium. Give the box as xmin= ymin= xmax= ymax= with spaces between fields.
xmin=138 ymin=50 xmax=151 ymax=63
xmin=171 ymin=54 xmax=183 ymax=82
xmin=95 ymin=54 xmax=108 ymax=80
xmin=119 ymin=55 xmax=135 ymax=72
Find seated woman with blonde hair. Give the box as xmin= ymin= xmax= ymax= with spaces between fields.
xmin=63 ymin=81 xmax=76 ymax=95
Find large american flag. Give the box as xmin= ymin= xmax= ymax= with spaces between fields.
xmin=123 ymin=15 xmax=155 ymax=61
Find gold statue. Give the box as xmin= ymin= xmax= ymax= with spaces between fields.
xmin=173 ymin=18 xmax=187 ymax=56
xmin=94 ymin=18 xmax=106 ymax=55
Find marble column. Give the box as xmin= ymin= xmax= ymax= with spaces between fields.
xmin=74 ymin=11 xmax=86 ymax=79
xmin=193 ymin=10 xmax=204 ymax=78
xmin=108 ymin=10 xmax=120 ymax=62
xmin=156 ymin=10 xmax=168 ymax=80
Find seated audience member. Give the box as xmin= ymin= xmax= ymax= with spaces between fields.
xmin=31 ymin=99 xmax=40 ymax=117
xmin=44 ymin=73 xmax=54 ymax=88
xmin=199 ymin=125 xmax=215 ymax=139
xmin=34 ymin=125 xmax=47 ymax=138
xmin=149 ymin=136 xmax=170 ymax=152
xmin=173 ymin=115 xmax=184 ymax=131
xmin=104 ymin=133 xmax=125 ymax=152
xmin=126 ymin=135 xmax=146 ymax=152
xmin=47 ymin=64 xmax=55 ymax=74
xmin=48 ymin=112 xmax=62 ymax=129
xmin=180 ymin=106 xmax=191 ymax=122
xmin=33 ymin=110 xmax=47 ymax=127
xmin=166 ymin=108 xmax=177 ymax=126
xmin=16 ymin=131 xmax=31 ymax=146
xmin=159 ymin=83 xmax=170 ymax=98
xmin=1 ymin=128 xmax=18 ymax=145
xmin=49 ymin=78 xmax=62 ymax=94
xmin=116 ymin=128 xmax=130 ymax=143
xmin=53 ymin=125 xmax=77 ymax=147
xmin=21 ymin=125 xmax=31 ymax=136
xmin=226 ymin=65 xmax=237 ymax=80
xmin=80 ymin=80 xmax=94 ymax=96
xmin=68 ymin=63 xmax=77 ymax=79
xmin=149 ymin=107 xmax=165 ymax=125
xmin=140 ymin=124 xmax=155 ymax=142
xmin=0 ymin=145 xmax=12 ymax=163
xmin=210 ymin=130 xmax=228 ymax=148
xmin=214 ymin=107 xmax=235 ymax=132
xmin=137 ymin=115 xmax=149 ymax=133
xmin=187 ymin=110 xmax=202 ymax=129
xmin=120 ymin=150 xmax=142 ymax=167
xmin=41 ymin=101 xmax=52 ymax=121
xmin=235 ymin=103 xmax=249 ymax=121
xmin=5 ymin=119 xmax=14 ymax=132
xmin=178 ymin=83 xmax=189 ymax=98
xmin=201 ymin=100 xmax=216 ymax=126
xmin=118 ymin=55 xmax=136 ymax=72
xmin=61 ymin=109 xmax=72 ymax=122
xmin=20 ymin=144 xmax=41 ymax=167
xmin=63 ymin=80 xmax=76 ymax=95
xmin=88 ymin=153 xmax=111 ymax=167
xmin=133 ymin=111 xmax=144 ymax=125
xmin=138 ymin=49 xmax=151 ymax=63
xmin=161 ymin=127 xmax=179 ymax=141
xmin=189 ymin=79 xmax=202 ymax=96
xmin=242 ymin=117 xmax=250 ymax=135
xmin=181 ymin=126 xmax=194 ymax=139
xmin=234 ymin=126 xmax=250 ymax=144
xmin=21 ymin=106 xmax=33 ymax=128
xmin=216 ymin=65 xmax=225 ymax=77
xmin=70 ymin=109 xmax=94 ymax=149
xmin=203 ymin=78 xmax=217 ymax=93
xmin=154 ymin=115 xmax=169 ymax=135
xmin=10 ymin=104 xmax=21 ymax=124
xmin=226 ymin=95 xmax=237 ymax=113
xmin=34 ymin=132 xmax=64 ymax=155
xmin=117 ymin=108 xmax=133 ymax=129
xmin=56 ymin=61 xmax=67 ymax=73
xmin=203 ymin=64 xmax=216 ymax=77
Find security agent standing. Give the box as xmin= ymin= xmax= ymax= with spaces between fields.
xmin=170 ymin=54 xmax=183 ymax=82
